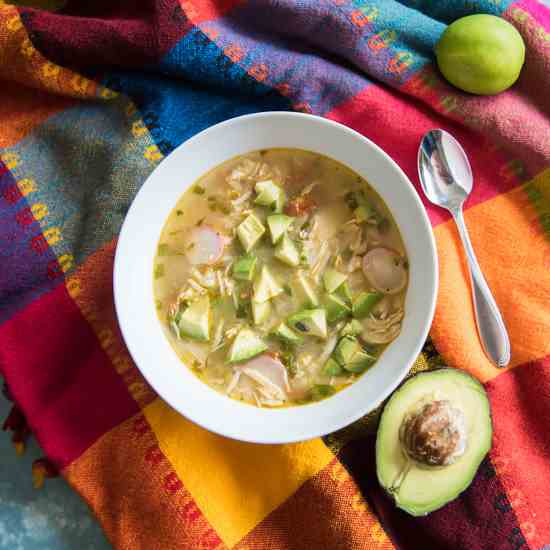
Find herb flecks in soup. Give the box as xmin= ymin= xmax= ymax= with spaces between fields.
xmin=154 ymin=149 xmax=408 ymax=407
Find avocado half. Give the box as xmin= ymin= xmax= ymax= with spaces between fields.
xmin=376 ymin=368 xmax=492 ymax=516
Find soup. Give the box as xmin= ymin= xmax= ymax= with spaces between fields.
xmin=154 ymin=149 xmax=408 ymax=407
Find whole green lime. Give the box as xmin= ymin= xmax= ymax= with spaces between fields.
xmin=435 ymin=14 xmax=525 ymax=95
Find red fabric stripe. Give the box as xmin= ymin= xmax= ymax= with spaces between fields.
xmin=0 ymin=282 xmax=139 ymax=468
xmin=325 ymin=84 xmax=525 ymax=226
xmin=486 ymin=356 xmax=550 ymax=548
xmin=19 ymin=0 xmax=192 ymax=69
xmin=340 ymin=440 xmax=528 ymax=550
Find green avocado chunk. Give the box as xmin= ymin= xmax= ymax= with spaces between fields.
xmin=323 ymin=268 xmax=348 ymax=294
xmin=340 ymin=319 xmax=363 ymax=337
xmin=253 ymin=265 xmax=284 ymax=303
xmin=252 ymin=300 xmax=271 ymax=325
xmin=272 ymin=322 xmax=304 ymax=345
xmin=267 ymin=214 xmax=294 ymax=244
xmin=352 ymin=291 xmax=383 ymax=319
xmin=309 ymin=384 xmax=336 ymax=401
xmin=324 ymin=294 xmax=351 ymax=324
xmin=323 ymin=357 xmax=343 ymax=377
xmin=178 ymin=296 xmax=210 ymax=341
xmin=254 ymin=180 xmax=286 ymax=213
xmin=292 ymin=272 xmax=319 ymax=307
xmin=274 ymin=234 xmax=300 ymax=267
xmin=333 ymin=335 xmax=375 ymax=373
xmin=287 ymin=309 xmax=327 ymax=339
xmin=233 ymin=255 xmax=257 ymax=281
xmin=376 ymin=368 xmax=493 ymax=517
xmin=237 ymin=214 xmax=265 ymax=252
xmin=227 ymin=327 xmax=267 ymax=363
xmin=337 ymin=281 xmax=353 ymax=305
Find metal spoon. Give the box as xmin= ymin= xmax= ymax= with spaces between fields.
xmin=418 ymin=129 xmax=510 ymax=367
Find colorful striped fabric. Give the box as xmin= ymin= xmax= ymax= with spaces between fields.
xmin=1 ymin=0 xmax=549 ymax=548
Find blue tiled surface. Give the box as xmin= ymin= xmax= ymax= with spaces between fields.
xmin=0 ymin=384 xmax=111 ymax=550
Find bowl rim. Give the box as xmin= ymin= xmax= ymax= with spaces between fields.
xmin=114 ymin=111 xmax=438 ymax=444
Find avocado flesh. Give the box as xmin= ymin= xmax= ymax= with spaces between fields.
xmin=227 ymin=327 xmax=267 ymax=363
xmin=376 ymin=369 xmax=492 ymax=517
xmin=178 ymin=296 xmax=210 ymax=341
xmin=267 ymin=214 xmax=294 ymax=244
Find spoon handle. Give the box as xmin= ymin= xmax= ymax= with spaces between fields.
xmin=452 ymin=207 xmax=511 ymax=367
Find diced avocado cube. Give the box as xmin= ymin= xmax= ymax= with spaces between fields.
xmin=346 ymin=190 xmax=368 ymax=210
xmin=337 ymin=281 xmax=353 ymax=305
xmin=287 ymin=309 xmax=327 ymax=339
xmin=178 ymin=296 xmax=210 ymax=341
xmin=254 ymin=180 xmax=280 ymax=205
xmin=255 ymin=180 xmax=278 ymax=204
xmin=334 ymin=336 xmax=375 ymax=373
xmin=267 ymin=214 xmax=294 ymax=244
xmin=273 ymin=188 xmax=286 ymax=213
xmin=354 ymin=205 xmax=371 ymax=222
xmin=272 ymin=322 xmax=304 ymax=345
xmin=334 ymin=335 xmax=359 ymax=363
xmin=293 ymin=272 xmax=319 ymax=307
xmin=323 ymin=357 xmax=343 ymax=376
xmin=324 ymin=293 xmax=351 ymax=323
xmin=253 ymin=265 xmax=284 ymax=303
xmin=340 ymin=319 xmax=363 ymax=337
xmin=255 ymin=180 xmax=286 ymax=213
xmin=227 ymin=327 xmax=267 ymax=363
xmin=352 ymin=291 xmax=384 ymax=319
xmin=323 ymin=268 xmax=348 ymax=294
xmin=252 ymin=300 xmax=271 ymax=325
xmin=237 ymin=214 xmax=265 ymax=252
xmin=344 ymin=351 xmax=375 ymax=373
xmin=233 ymin=255 xmax=257 ymax=281
xmin=309 ymin=384 xmax=336 ymax=401
xmin=275 ymin=234 xmax=300 ymax=267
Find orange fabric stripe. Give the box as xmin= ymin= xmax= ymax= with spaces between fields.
xmin=64 ymin=411 xmax=227 ymax=550
xmin=65 ymin=239 xmax=157 ymax=409
xmin=0 ymin=77 xmax=74 ymax=147
xmin=0 ymin=5 xmax=107 ymax=99
xmin=431 ymin=171 xmax=550 ymax=383
xmin=234 ymin=457 xmax=394 ymax=550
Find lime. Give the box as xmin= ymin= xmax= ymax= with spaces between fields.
xmin=435 ymin=14 xmax=525 ymax=95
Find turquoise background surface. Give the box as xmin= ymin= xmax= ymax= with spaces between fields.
xmin=0 ymin=384 xmax=111 ymax=550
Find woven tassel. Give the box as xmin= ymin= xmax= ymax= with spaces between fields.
xmin=2 ymin=404 xmax=30 ymax=455
xmin=32 ymin=458 xmax=59 ymax=489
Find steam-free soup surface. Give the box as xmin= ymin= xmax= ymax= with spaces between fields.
xmin=154 ymin=149 xmax=408 ymax=407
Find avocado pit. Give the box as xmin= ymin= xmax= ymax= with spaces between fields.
xmin=399 ymin=399 xmax=467 ymax=467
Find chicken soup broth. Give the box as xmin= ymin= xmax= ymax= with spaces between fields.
xmin=154 ymin=149 xmax=408 ymax=407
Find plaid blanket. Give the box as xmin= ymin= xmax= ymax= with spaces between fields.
xmin=1 ymin=0 xmax=549 ymax=548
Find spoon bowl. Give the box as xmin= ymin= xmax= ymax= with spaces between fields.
xmin=418 ymin=129 xmax=472 ymax=210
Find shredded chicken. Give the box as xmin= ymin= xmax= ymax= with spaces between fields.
xmin=231 ymin=190 xmax=252 ymax=207
xmin=362 ymin=309 xmax=404 ymax=344
xmin=311 ymin=241 xmax=330 ymax=278
xmin=216 ymin=270 xmax=225 ymax=296
xmin=191 ymin=267 xmax=217 ymax=289
xmin=226 ymin=369 xmax=241 ymax=395
xmin=212 ymin=320 xmax=225 ymax=350
xmin=347 ymin=255 xmax=363 ymax=273
xmin=252 ymin=391 xmax=262 ymax=408
xmin=317 ymin=334 xmax=339 ymax=368
xmin=260 ymin=399 xmax=284 ymax=406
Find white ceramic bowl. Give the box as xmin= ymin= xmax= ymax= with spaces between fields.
xmin=114 ymin=112 xmax=437 ymax=444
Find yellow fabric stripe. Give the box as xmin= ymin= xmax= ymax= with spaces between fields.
xmin=144 ymin=398 xmax=334 ymax=547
